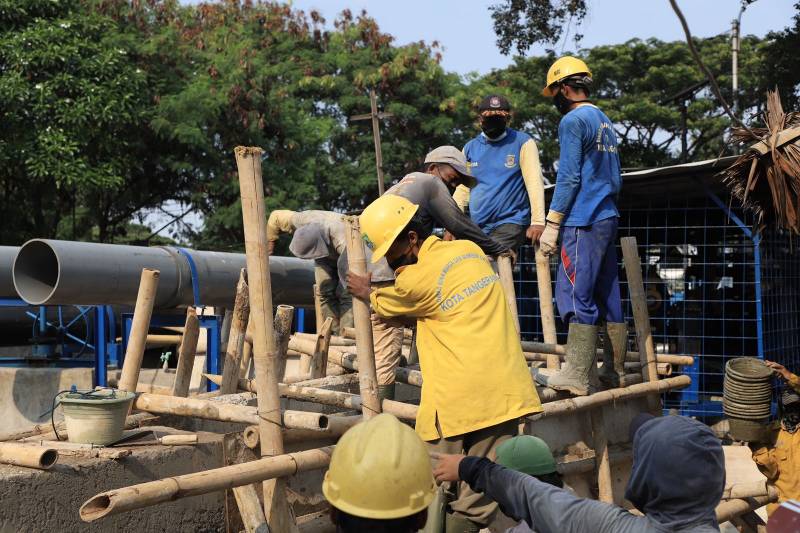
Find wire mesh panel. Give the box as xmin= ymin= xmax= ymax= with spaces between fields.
xmin=515 ymin=194 xmax=800 ymax=419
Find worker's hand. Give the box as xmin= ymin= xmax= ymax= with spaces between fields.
xmin=499 ymin=249 xmax=517 ymax=266
xmin=346 ymin=271 xmax=372 ymax=300
xmin=431 ymin=453 xmax=465 ymax=484
xmin=267 ymin=240 xmax=276 ymax=256
xmin=443 ymin=230 xmax=455 ymax=241
xmin=526 ymin=224 xmax=545 ymax=244
xmin=765 ymin=360 xmax=793 ymax=382
xmin=539 ymin=221 xmax=560 ymax=257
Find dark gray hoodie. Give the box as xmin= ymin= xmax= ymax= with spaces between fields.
xmin=460 ymin=416 xmax=725 ymax=533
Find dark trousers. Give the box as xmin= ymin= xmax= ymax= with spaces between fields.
xmin=490 ymin=223 xmax=528 ymax=251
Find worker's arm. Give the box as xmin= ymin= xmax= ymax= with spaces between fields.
xmin=369 ymin=275 xmax=435 ymax=320
xmin=765 ymin=361 xmax=800 ymax=393
xmin=427 ymin=179 xmax=507 ymax=255
xmin=459 ymin=457 xmax=646 ymax=533
xmin=453 ymin=184 xmax=470 ymax=213
xmin=520 ymin=139 xmax=546 ymax=237
xmin=547 ymin=115 xmax=585 ymax=221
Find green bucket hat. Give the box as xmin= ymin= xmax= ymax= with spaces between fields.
xmin=496 ymin=435 xmax=557 ymax=476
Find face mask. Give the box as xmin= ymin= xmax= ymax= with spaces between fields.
xmin=553 ymin=91 xmax=574 ymax=115
xmin=783 ymin=408 xmax=800 ymax=433
xmin=481 ymin=115 xmax=507 ymax=139
xmin=388 ymin=243 xmax=417 ymax=271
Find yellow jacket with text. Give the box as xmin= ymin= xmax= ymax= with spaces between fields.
xmin=370 ymin=236 xmax=541 ymax=441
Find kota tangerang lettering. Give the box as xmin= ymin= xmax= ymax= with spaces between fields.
xmin=439 ymin=273 xmax=499 ymax=312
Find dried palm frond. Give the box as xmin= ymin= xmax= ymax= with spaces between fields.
xmin=721 ymin=89 xmax=800 ymax=234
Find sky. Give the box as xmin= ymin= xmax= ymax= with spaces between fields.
xmin=287 ymin=0 xmax=797 ymax=75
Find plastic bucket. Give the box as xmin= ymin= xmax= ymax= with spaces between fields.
xmin=58 ymin=389 xmax=135 ymax=445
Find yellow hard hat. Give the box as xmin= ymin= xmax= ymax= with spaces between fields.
xmin=359 ymin=194 xmax=419 ymax=263
xmin=542 ymin=56 xmax=592 ymax=97
xmin=322 ymin=413 xmax=436 ymax=519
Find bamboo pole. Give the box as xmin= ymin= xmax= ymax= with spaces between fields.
xmin=497 ymin=254 xmax=520 ymax=335
xmin=118 ymin=268 xmax=160 ymax=393
xmin=235 ymin=146 xmax=295 ymax=531
xmin=274 ymin=305 xmax=294 ymax=382
xmin=171 ymin=308 xmax=201 ymax=397
xmin=343 ymin=216 xmax=381 ymax=419
xmin=232 ymin=484 xmax=268 ymax=533
xmin=620 ymin=237 xmax=660 ymax=413
xmin=535 ymin=245 xmax=560 ymax=369
xmin=521 ymin=342 xmax=693 ymax=367
xmin=590 ymin=410 xmax=613 ymax=503
xmin=715 ymin=494 xmax=776 ymax=524
xmin=530 ymin=375 xmax=691 ymax=420
xmin=313 ymin=284 xmax=323 ymax=334
xmin=220 ymin=270 xmax=250 ymax=394
xmin=80 ymin=447 xmax=334 ymax=522
xmin=0 ymin=442 xmax=58 ymax=470
xmin=722 ymin=482 xmax=777 ymax=501
xmin=239 ymin=319 xmax=254 ymax=379
xmin=307 ymin=317 xmax=333 ymax=379
xmin=245 ymin=416 xmax=362 ymax=448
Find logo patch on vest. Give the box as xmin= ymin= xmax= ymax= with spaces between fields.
xmin=504 ymin=154 xmax=516 ymax=168
xmin=362 ymin=234 xmax=375 ymax=250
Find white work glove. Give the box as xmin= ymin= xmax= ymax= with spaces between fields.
xmin=539 ymin=211 xmax=565 ymax=257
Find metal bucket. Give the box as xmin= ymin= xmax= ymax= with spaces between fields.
xmin=58 ymin=389 xmax=135 ymax=445
xmin=723 ymin=357 xmax=773 ymax=441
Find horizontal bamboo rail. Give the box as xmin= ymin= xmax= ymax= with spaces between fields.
xmin=521 ymin=341 xmax=694 ymax=367
xmin=721 ymin=481 xmax=778 ymax=501
xmin=0 ymin=442 xmax=58 ymax=470
xmin=79 ymin=446 xmax=334 ymax=522
xmin=715 ymin=494 xmax=776 ymax=523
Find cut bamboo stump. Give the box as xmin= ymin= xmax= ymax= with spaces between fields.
xmin=236 ymin=146 xmax=295 ymax=531
xmin=239 ymin=319 xmax=254 ymax=379
xmin=171 ymin=308 xmax=201 ymax=397
xmin=534 ymin=245 xmax=560 ymax=369
xmin=232 ymin=483 xmax=268 ymax=533
xmin=343 ymin=216 xmax=381 ymax=420
xmin=313 ymin=284 xmax=323 ymax=334
xmin=307 ymin=317 xmax=334 ymax=379
xmin=80 ymin=447 xmax=334 ymax=522
xmin=220 ymin=270 xmax=250 ymax=395
xmin=0 ymin=442 xmax=58 ymax=470
xmin=274 ymin=305 xmax=295 ymax=382
xmin=621 ymin=237 xmax=660 ymax=413
xmin=497 ymin=254 xmax=520 ymax=335
xmin=589 ymin=410 xmax=613 ymax=503
xmin=118 ymin=268 xmax=160 ymax=394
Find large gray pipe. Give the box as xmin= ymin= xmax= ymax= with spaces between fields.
xmin=13 ymin=239 xmax=315 ymax=309
xmin=0 ymin=246 xmax=19 ymax=299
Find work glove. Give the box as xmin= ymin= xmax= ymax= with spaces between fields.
xmin=539 ymin=211 xmax=564 ymax=257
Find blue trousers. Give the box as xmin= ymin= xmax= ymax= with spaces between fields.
xmin=555 ymin=217 xmax=623 ymax=325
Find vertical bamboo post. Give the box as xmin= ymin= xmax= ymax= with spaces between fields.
xmin=274 ymin=305 xmax=294 ymax=382
xmin=118 ymin=268 xmax=160 ymax=394
xmin=235 ymin=146 xmax=297 ymax=532
xmin=343 ymin=216 xmax=381 ymax=419
xmin=171 ymin=307 xmax=200 ymax=397
xmin=308 ymin=317 xmax=334 ymax=379
xmin=620 ymin=237 xmax=660 ymax=413
xmin=239 ymin=320 xmax=254 ymax=379
xmin=232 ymin=484 xmax=268 ymax=533
xmin=313 ymin=284 xmax=323 ymax=334
xmin=590 ymin=409 xmax=613 ymax=503
xmin=220 ymin=270 xmax=250 ymax=395
xmin=497 ymin=254 xmax=520 ymax=335
xmin=535 ymin=245 xmax=559 ymax=369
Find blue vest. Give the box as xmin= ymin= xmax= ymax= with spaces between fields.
xmin=463 ymin=129 xmax=531 ymax=233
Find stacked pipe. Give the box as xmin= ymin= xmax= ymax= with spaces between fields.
xmin=723 ymin=357 xmax=773 ymax=441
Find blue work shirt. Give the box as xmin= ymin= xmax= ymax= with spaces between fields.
xmin=549 ymin=105 xmax=621 ymax=227
xmin=463 ymin=129 xmax=533 ymax=233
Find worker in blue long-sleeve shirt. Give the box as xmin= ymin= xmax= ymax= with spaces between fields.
xmin=533 ymin=57 xmax=626 ymax=396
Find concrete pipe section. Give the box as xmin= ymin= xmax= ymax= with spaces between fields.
xmin=13 ymin=239 xmax=315 ymax=309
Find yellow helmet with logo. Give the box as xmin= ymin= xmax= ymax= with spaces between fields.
xmin=359 ymin=194 xmax=419 ymax=263
xmin=542 ymin=56 xmax=592 ymax=96
xmin=322 ymin=413 xmax=436 ymax=519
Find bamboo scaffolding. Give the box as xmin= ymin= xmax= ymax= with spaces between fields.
xmin=525 ymin=354 xmax=674 ymax=375
xmin=232 ymin=484 xmax=268 ymax=533
xmin=497 ymin=254 xmax=520 ymax=335
xmin=235 ymin=145 xmax=295 ymax=531
xmin=220 ymin=270 xmax=250 ymax=394
xmin=343 ymin=216 xmax=381 ymax=419
xmin=172 ymin=308 xmax=201 ymax=397
xmin=308 ymin=317 xmax=334 ymax=379
xmin=274 ymin=305 xmax=294 ymax=382
xmin=589 ymin=410 xmax=613 ymax=503
xmin=79 ymin=447 xmax=334 ymax=522
xmin=534 ymin=245 xmax=560 ymax=369
xmin=239 ymin=319 xmax=254 ymax=379
xmin=715 ymin=494 xmax=776 ymax=524
xmin=118 ymin=268 xmax=160 ymax=393
xmin=313 ymin=284 xmax=323 ymax=334
xmin=521 ymin=342 xmax=694 ymax=367
xmin=0 ymin=442 xmax=58 ymax=470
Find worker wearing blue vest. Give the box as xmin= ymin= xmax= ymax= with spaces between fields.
xmin=533 ymin=57 xmax=627 ymax=396
xmin=454 ymin=95 xmax=546 ymax=250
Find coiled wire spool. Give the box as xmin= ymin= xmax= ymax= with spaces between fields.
xmin=724 ymin=357 xmax=773 ymax=441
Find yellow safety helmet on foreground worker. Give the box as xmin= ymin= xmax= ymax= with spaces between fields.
xmin=359 ymin=194 xmax=419 ymax=263
xmin=322 ymin=413 xmax=436 ymax=519
xmin=542 ymin=56 xmax=592 ymax=96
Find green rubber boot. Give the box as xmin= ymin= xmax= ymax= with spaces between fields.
xmin=598 ymin=322 xmax=628 ymax=389
xmin=444 ymin=513 xmax=480 ymax=533
xmin=534 ymin=323 xmax=599 ymax=396
xmin=377 ymin=383 xmax=395 ymax=402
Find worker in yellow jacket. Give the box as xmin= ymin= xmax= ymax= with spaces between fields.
xmin=751 ymin=360 xmax=800 ymax=516
xmin=347 ymin=194 xmax=542 ymax=533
